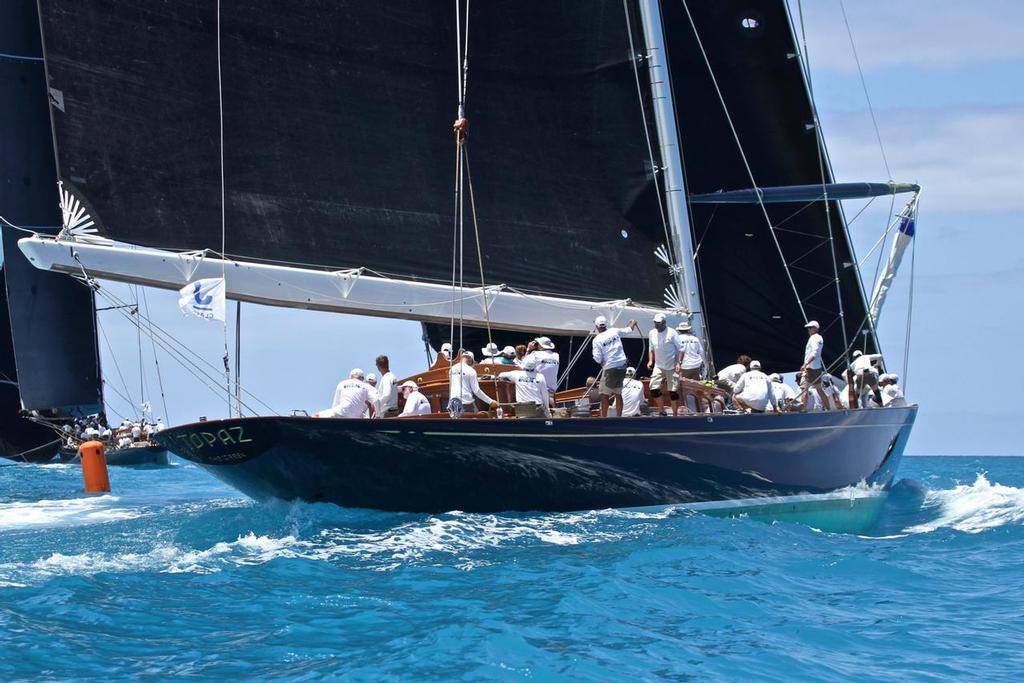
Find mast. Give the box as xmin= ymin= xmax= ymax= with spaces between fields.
xmin=636 ymin=0 xmax=709 ymax=352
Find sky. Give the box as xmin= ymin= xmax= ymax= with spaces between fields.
xmin=29 ymin=0 xmax=1024 ymax=455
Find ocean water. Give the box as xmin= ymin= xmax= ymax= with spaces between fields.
xmin=2 ymin=457 xmax=1023 ymax=681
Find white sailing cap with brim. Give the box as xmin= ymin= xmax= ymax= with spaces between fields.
xmin=625 ymin=366 xmax=636 ymax=376
xmin=481 ymin=342 xmax=500 ymax=357
xmin=350 ymin=368 xmax=365 ymax=379
xmin=769 ymin=373 xmax=782 ymax=382
xmin=461 ymin=350 xmax=475 ymax=361
xmin=804 ymin=320 xmax=820 ymax=328
xmin=749 ymin=360 xmax=761 ymax=370
xmin=400 ymin=380 xmax=419 ymax=391
xmin=594 ymin=315 xmax=608 ymax=328
xmin=441 ymin=342 xmax=453 ymax=352
xmin=853 ymin=350 xmax=863 ymax=358
xmin=366 ymin=373 xmax=377 ymax=383
xmin=676 ymin=320 xmax=691 ymax=332
xmin=535 ymin=336 xmax=555 ymax=350
xmin=652 ymin=313 xmax=666 ymax=323
xmin=502 ymin=345 xmax=516 ymax=356
xmin=522 ymin=357 xmax=539 ymax=371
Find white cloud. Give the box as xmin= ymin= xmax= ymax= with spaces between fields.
xmin=796 ymin=0 xmax=1024 ymax=71
xmin=822 ymin=105 xmax=1024 ymax=212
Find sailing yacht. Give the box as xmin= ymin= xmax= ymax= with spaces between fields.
xmin=17 ymin=0 xmax=918 ymax=511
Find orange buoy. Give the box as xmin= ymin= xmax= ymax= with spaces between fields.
xmin=79 ymin=440 xmax=110 ymax=493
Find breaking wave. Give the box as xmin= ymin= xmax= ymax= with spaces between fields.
xmin=903 ymin=472 xmax=1024 ymax=534
xmin=0 ymin=496 xmax=141 ymax=530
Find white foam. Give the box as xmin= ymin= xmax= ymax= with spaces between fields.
xmin=0 ymin=496 xmax=140 ymax=530
xmin=905 ymin=473 xmax=1024 ymax=534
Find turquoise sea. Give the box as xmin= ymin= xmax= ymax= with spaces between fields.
xmin=2 ymin=456 xmax=1022 ymax=681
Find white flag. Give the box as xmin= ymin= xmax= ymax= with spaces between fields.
xmin=178 ymin=278 xmax=226 ymax=321
xmin=868 ymin=196 xmax=918 ymax=327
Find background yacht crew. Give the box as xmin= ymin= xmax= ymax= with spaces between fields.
xmin=322 ymin=368 xmax=379 ymax=418
xmin=732 ymin=360 xmax=777 ymax=413
xmin=647 ymin=313 xmax=682 ymax=416
xmin=591 ymin=315 xmax=638 ymax=418
xmin=524 ymin=336 xmax=560 ymax=401
xmin=620 ymin=367 xmax=645 ymax=417
xmin=448 ymin=351 xmax=498 ymax=417
xmin=375 ymin=355 xmax=399 ymax=417
xmin=768 ymin=373 xmax=797 ymax=411
xmin=497 ymin=357 xmax=550 ymax=418
xmin=398 ymin=381 xmax=431 ymax=417
xmin=799 ymin=321 xmax=831 ymax=411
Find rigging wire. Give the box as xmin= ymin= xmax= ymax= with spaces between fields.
xmin=678 ymin=0 xmax=808 ymax=324
xmin=140 ymin=287 xmax=171 ymax=423
xmin=795 ymin=0 xmax=850 ymax=364
xmin=95 ymin=316 xmax=138 ymax=419
xmin=215 ymin=0 xmax=232 ymax=415
xmin=461 ymin=147 xmax=494 ymax=348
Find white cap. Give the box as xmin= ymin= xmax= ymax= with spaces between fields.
xmin=594 ymin=315 xmax=608 ymax=328
xmin=652 ymin=313 xmax=666 ymax=323
xmin=461 ymin=350 xmax=475 ymax=361
xmin=400 ymin=380 xmax=418 ymax=391
xmin=502 ymin=345 xmax=516 ymax=357
xmin=522 ymin=357 xmax=539 ymax=371
xmin=890 ymin=373 xmax=899 ymax=383
xmin=350 ymin=368 xmax=365 ymax=379
xmin=676 ymin=320 xmax=691 ymax=332
xmin=535 ymin=336 xmax=555 ymax=350
xmin=366 ymin=373 xmax=377 ymax=384
xmin=769 ymin=373 xmax=782 ymax=382
xmin=804 ymin=320 xmax=819 ymax=329
xmin=625 ymin=366 xmax=636 ymax=377
xmin=481 ymin=342 xmax=500 ymax=357
xmin=441 ymin=342 xmax=453 ymax=353
xmin=749 ymin=360 xmax=761 ymax=370
xmin=853 ymin=350 xmax=863 ymax=358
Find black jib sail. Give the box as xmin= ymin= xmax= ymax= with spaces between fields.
xmin=1 ymin=0 xmax=103 ymax=419
xmin=660 ymin=0 xmax=877 ymax=369
xmin=35 ymin=0 xmax=673 ymax=307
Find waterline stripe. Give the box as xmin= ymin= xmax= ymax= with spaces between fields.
xmin=422 ymin=422 xmax=907 ymax=439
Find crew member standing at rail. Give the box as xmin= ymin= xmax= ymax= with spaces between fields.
xmin=647 ymin=313 xmax=681 ymax=416
xmin=524 ymin=336 xmax=560 ymax=401
xmin=376 ymin=355 xmax=399 ymax=417
xmin=676 ymin=320 xmax=705 ymax=380
xmin=448 ymin=351 xmax=498 ymax=417
xmin=592 ymin=316 xmax=638 ymax=418
xmin=799 ymin=321 xmax=831 ymax=411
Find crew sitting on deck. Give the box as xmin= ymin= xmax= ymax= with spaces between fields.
xmin=592 ymin=315 xmax=638 ymax=418
xmin=497 ymin=346 xmax=517 ymax=365
xmin=879 ymin=373 xmax=907 ymax=407
xmin=807 ymin=372 xmax=844 ymax=411
xmin=716 ymin=355 xmax=751 ymax=394
xmin=647 ymin=313 xmax=682 ymax=416
xmin=497 ymin=356 xmax=550 ymax=418
xmin=620 ymin=367 xmax=646 ymax=417
xmin=481 ymin=342 xmax=501 ymax=362
xmin=768 ymin=373 xmax=797 ymax=411
xmin=375 ymin=355 xmax=399 ymax=417
xmin=732 ymin=360 xmax=777 ymax=413
xmin=398 ymin=380 xmax=432 ymax=417
xmin=448 ymin=350 xmax=498 ymax=418
xmin=319 ymin=368 xmax=379 ymax=418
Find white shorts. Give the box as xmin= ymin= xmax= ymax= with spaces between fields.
xmin=650 ymin=367 xmax=679 ymax=393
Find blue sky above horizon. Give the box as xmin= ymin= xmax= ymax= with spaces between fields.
xmin=18 ymin=1 xmax=1022 ymax=455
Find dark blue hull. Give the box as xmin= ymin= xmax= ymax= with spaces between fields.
xmin=155 ymin=407 xmax=916 ymax=513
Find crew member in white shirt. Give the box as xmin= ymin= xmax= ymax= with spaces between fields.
xmin=620 ymin=367 xmax=646 ymax=417
xmin=647 ymin=313 xmax=682 ymax=416
xmin=716 ymin=355 xmax=751 ymax=393
xmin=592 ymin=315 xmax=638 ymax=418
xmin=768 ymin=373 xmax=797 ymax=411
xmin=850 ymin=350 xmax=884 ymax=408
xmin=799 ymin=320 xmax=831 ymax=411
xmin=398 ymin=380 xmax=432 ymax=417
xmin=375 ymin=355 xmax=399 ymax=417
xmin=321 ymin=368 xmax=379 ymax=418
xmin=448 ymin=351 xmax=498 ymax=417
xmin=497 ymin=357 xmax=551 ymax=418
xmin=732 ymin=360 xmax=777 ymax=413
xmin=675 ymin=319 xmax=705 ymax=381
xmin=879 ymin=373 xmax=907 ymax=407
xmin=523 ymin=336 xmax=560 ymax=400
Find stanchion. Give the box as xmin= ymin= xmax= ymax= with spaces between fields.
xmin=79 ymin=440 xmax=110 ymax=493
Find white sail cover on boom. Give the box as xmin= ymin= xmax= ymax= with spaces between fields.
xmin=868 ymin=196 xmax=918 ymax=326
